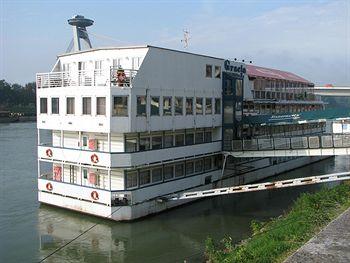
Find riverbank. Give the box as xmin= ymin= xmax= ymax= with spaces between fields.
xmin=205 ymin=183 xmax=350 ymax=263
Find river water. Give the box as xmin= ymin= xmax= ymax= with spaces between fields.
xmin=0 ymin=122 xmax=349 ymax=263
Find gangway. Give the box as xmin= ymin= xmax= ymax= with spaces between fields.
xmin=169 ymin=172 xmax=350 ymax=200
xmin=226 ymin=134 xmax=350 ymax=158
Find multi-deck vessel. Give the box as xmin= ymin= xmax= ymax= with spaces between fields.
xmin=36 ymin=16 xmax=326 ymax=221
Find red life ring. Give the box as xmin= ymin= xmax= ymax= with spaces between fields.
xmin=91 ymin=154 xmax=99 ymax=163
xmin=46 ymin=149 xmax=53 ymax=158
xmin=91 ymin=191 xmax=99 ymax=200
xmin=46 ymin=182 xmax=53 ymax=191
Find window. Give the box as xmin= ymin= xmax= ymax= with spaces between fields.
xmin=66 ymin=97 xmax=75 ymax=114
xmin=82 ymin=136 xmax=88 ymax=147
xmin=195 ymin=159 xmax=203 ymax=173
xmin=164 ymin=133 xmax=173 ymax=148
xmin=40 ymin=98 xmax=47 ymax=114
xmin=195 ymin=130 xmax=204 ymax=144
xmin=185 ymin=132 xmax=194 ymax=145
xmin=96 ymin=97 xmax=106 ymax=115
xmin=175 ymin=97 xmax=183 ymax=115
xmin=139 ymin=169 xmax=151 ymax=185
xmin=95 ymin=60 xmax=103 ymax=75
xmin=204 ymin=130 xmax=212 ymax=143
xmin=51 ymin=98 xmax=59 ymax=114
xmin=204 ymin=157 xmax=212 ymax=171
xmin=125 ymin=134 xmax=138 ymax=152
xmin=139 ymin=136 xmax=150 ymax=151
xmin=224 ymin=79 xmax=233 ymax=95
xmin=175 ymin=162 xmax=184 ymax=177
xmin=136 ymin=96 xmax=147 ymax=116
xmin=163 ymin=97 xmax=172 ymax=116
xmin=196 ymin=98 xmax=203 ymax=114
xmin=83 ymin=168 xmax=88 ymax=179
xmin=151 ymin=97 xmax=160 ymax=116
xmin=206 ymin=64 xmax=212 ymax=78
xmin=186 ymin=161 xmax=194 ymax=175
xmin=215 ymin=66 xmax=221 ymax=78
xmin=152 ymin=135 xmax=162 ymax=150
xmin=175 ymin=133 xmax=184 ymax=146
xmin=186 ymin=98 xmax=193 ymax=115
xmin=113 ymin=96 xmax=128 ymax=116
xmin=82 ymin=97 xmax=91 ymax=115
xmin=205 ymin=98 xmax=212 ymax=114
xmin=152 ymin=167 xmax=163 ymax=183
xmin=236 ymin=79 xmax=243 ymax=97
xmin=163 ymin=165 xmax=174 ymax=180
xmin=215 ymin=98 xmax=221 ymax=114
xmin=126 ymin=170 xmax=138 ymax=188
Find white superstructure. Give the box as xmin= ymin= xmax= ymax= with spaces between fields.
xmin=36 ymin=16 xmax=327 ymax=221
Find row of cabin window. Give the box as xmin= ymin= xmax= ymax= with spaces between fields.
xmin=39 ymin=97 xmax=107 ymax=115
xmin=125 ymin=129 xmax=213 ymax=152
xmin=126 ymin=155 xmax=222 ymax=188
xmin=206 ymin=65 xmax=222 ymax=78
xmin=136 ymin=96 xmax=221 ymax=117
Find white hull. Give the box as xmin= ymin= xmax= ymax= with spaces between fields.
xmin=38 ymin=156 xmax=328 ymax=221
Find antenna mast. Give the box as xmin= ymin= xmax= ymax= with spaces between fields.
xmin=181 ymin=29 xmax=190 ymax=48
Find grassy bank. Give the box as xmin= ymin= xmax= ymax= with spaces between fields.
xmin=205 ymin=184 xmax=350 ymax=263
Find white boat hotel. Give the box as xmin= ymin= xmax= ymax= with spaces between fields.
xmin=36 ymin=16 xmax=326 ymax=220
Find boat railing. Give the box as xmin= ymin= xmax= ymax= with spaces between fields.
xmin=36 ymin=68 xmax=137 ymax=88
xmin=228 ymin=133 xmax=350 ymax=151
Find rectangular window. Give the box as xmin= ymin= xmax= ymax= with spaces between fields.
xmin=51 ymin=98 xmax=59 ymax=114
xmin=151 ymin=97 xmax=160 ymax=116
xmin=205 ymin=98 xmax=212 ymax=114
xmin=163 ymin=165 xmax=174 ymax=180
xmin=195 ymin=159 xmax=203 ymax=173
xmin=96 ymin=97 xmax=106 ymax=115
xmin=125 ymin=134 xmax=138 ymax=152
xmin=66 ymin=97 xmax=75 ymax=114
xmin=204 ymin=157 xmax=212 ymax=171
xmin=139 ymin=169 xmax=151 ymax=186
xmin=196 ymin=98 xmax=203 ymax=114
xmin=82 ymin=97 xmax=91 ymax=115
xmin=175 ymin=133 xmax=184 ymax=146
xmin=195 ymin=130 xmax=204 ymax=144
xmin=215 ymin=98 xmax=221 ymax=114
xmin=164 ymin=133 xmax=173 ymax=148
xmin=82 ymin=136 xmax=88 ymax=147
xmin=113 ymin=96 xmax=128 ymax=116
xmin=175 ymin=162 xmax=184 ymax=177
xmin=215 ymin=66 xmax=221 ymax=78
xmin=175 ymin=97 xmax=183 ymax=115
xmin=126 ymin=170 xmax=138 ymax=188
xmin=185 ymin=132 xmax=194 ymax=145
xmin=137 ymin=96 xmax=147 ymax=116
xmin=95 ymin=60 xmax=103 ymax=75
xmin=152 ymin=167 xmax=163 ymax=183
xmin=83 ymin=168 xmax=88 ymax=179
xmin=151 ymin=135 xmax=162 ymax=150
xmin=206 ymin=64 xmax=212 ymax=78
xmin=204 ymin=130 xmax=212 ymax=143
xmin=185 ymin=161 xmax=194 ymax=175
xmin=186 ymin=98 xmax=193 ymax=115
xmin=40 ymin=98 xmax=47 ymax=114
xmin=236 ymin=79 xmax=243 ymax=97
xmin=139 ymin=136 xmax=150 ymax=151
xmin=163 ymin=97 xmax=172 ymax=116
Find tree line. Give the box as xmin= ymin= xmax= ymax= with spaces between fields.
xmin=0 ymin=79 xmax=36 ymax=115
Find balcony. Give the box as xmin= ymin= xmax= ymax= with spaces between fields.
xmin=36 ymin=67 xmax=137 ymax=89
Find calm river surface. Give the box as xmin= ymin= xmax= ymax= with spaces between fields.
xmin=1 ymin=122 xmax=349 ymax=263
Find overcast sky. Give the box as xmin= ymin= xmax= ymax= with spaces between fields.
xmin=0 ymin=0 xmax=349 ymax=85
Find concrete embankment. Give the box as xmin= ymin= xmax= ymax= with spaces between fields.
xmin=285 ymin=207 xmax=350 ymax=263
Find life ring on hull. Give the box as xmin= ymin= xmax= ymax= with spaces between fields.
xmin=91 ymin=191 xmax=99 ymax=200
xmin=46 ymin=182 xmax=53 ymax=191
xmin=46 ymin=149 xmax=53 ymax=158
xmin=91 ymin=154 xmax=99 ymax=164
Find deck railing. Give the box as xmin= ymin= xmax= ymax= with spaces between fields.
xmin=36 ymin=68 xmax=137 ymax=88
xmin=228 ymin=134 xmax=350 ymax=151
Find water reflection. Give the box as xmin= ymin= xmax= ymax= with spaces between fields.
xmin=37 ymin=155 xmax=350 ymax=263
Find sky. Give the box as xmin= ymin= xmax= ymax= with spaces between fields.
xmin=0 ymin=0 xmax=349 ymax=86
